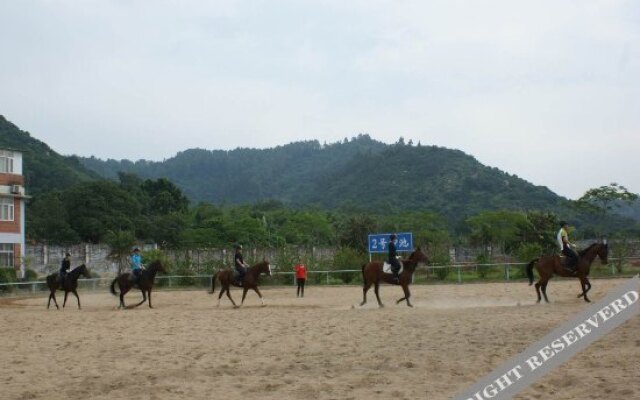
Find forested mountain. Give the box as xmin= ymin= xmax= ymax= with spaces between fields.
xmin=80 ymin=135 xmax=566 ymax=220
xmin=0 ymin=115 xmax=98 ymax=193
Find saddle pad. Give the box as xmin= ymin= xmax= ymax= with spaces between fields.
xmin=382 ymin=262 xmax=403 ymax=275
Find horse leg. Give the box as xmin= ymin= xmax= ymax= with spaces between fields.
xmin=240 ymin=287 xmax=249 ymax=306
xmin=577 ymin=278 xmax=592 ymax=299
xmin=541 ymin=280 xmax=550 ymax=303
xmin=148 ymin=289 xmax=153 ymax=308
xmin=225 ymin=286 xmax=238 ymax=308
xmin=72 ymin=290 xmax=81 ymax=309
xmin=253 ymin=287 xmax=265 ymax=306
xmin=397 ymin=284 xmax=412 ymax=307
xmin=134 ymin=290 xmax=147 ymax=308
xmin=217 ymin=287 xmax=225 ymax=307
xmin=49 ymin=291 xmax=60 ymax=310
xmin=579 ymin=277 xmax=591 ymax=303
xmin=534 ymin=281 xmax=542 ymax=303
xmin=374 ymin=281 xmax=384 ymax=308
xmin=360 ymin=281 xmax=372 ymax=306
xmin=63 ymin=291 xmax=69 ymax=309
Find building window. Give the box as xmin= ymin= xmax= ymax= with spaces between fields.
xmin=0 ymin=244 xmax=13 ymax=267
xmin=0 ymin=150 xmax=14 ymax=173
xmin=0 ymin=197 xmax=14 ymax=221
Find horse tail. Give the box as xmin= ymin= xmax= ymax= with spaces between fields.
xmin=526 ymin=259 xmax=539 ymax=286
xmin=210 ymin=272 xmax=218 ymax=294
xmin=361 ymin=263 xmax=367 ymax=286
xmin=110 ymin=278 xmax=119 ymax=296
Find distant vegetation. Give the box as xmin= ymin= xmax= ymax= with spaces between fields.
xmin=1 ymin=114 xmax=638 ymax=260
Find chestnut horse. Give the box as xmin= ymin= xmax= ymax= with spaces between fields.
xmin=110 ymin=260 xmax=166 ymax=309
xmin=360 ymin=247 xmax=430 ymax=308
xmin=526 ymin=242 xmax=609 ymax=303
xmin=46 ymin=264 xmax=91 ymax=309
xmin=209 ymin=260 xmax=271 ymax=307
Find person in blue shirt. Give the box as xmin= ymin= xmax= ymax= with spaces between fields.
xmin=388 ymin=234 xmax=401 ymax=283
xmin=130 ymin=248 xmax=144 ymax=284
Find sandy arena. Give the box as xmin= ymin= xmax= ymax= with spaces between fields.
xmin=1 ymin=279 xmax=638 ymax=400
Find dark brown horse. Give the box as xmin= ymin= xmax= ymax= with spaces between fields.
xmin=360 ymin=247 xmax=430 ymax=308
xmin=526 ymin=242 xmax=609 ymax=303
xmin=110 ymin=260 xmax=166 ymax=309
xmin=209 ymin=260 xmax=271 ymax=307
xmin=46 ymin=264 xmax=91 ymax=309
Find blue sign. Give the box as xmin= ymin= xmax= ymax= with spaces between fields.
xmin=368 ymin=232 xmax=413 ymax=254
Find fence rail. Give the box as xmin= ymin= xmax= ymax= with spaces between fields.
xmin=2 ymin=257 xmax=639 ymax=295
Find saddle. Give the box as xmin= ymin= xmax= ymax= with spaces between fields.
xmin=382 ymin=261 xmax=403 ymax=275
xmin=233 ymin=269 xmax=245 ymax=285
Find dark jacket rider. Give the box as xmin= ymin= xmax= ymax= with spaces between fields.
xmin=388 ymin=234 xmax=401 ymax=282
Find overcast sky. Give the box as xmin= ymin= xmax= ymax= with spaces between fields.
xmin=1 ymin=0 xmax=638 ymax=199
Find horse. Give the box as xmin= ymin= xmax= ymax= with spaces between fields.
xmin=526 ymin=241 xmax=609 ymax=303
xmin=209 ymin=260 xmax=271 ymax=307
xmin=46 ymin=264 xmax=91 ymax=309
xmin=360 ymin=247 xmax=430 ymax=308
xmin=110 ymin=260 xmax=166 ymax=309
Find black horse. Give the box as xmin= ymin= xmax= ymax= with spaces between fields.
xmin=46 ymin=264 xmax=91 ymax=309
xmin=110 ymin=260 xmax=166 ymax=309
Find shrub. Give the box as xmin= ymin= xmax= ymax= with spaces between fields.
xmin=23 ymin=269 xmax=38 ymax=282
xmin=0 ymin=268 xmax=17 ymax=292
xmin=434 ymin=266 xmax=449 ymax=281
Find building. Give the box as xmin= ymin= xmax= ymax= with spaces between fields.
xmin=0 ymin=148 xmax=27 ymax=278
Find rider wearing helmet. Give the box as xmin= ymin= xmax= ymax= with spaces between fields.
xmin=557 ymin=221 xmax=578 ymax=274
xmin=59 ymin=253 xmax=71 ymax=285
xmin=388 ymin=234 xmax=401 ymax=283
xmin=234 ymin=245 xmax=249 ymax=286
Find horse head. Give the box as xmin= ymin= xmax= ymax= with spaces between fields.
xmin=78 ymin=264 xmax=91 ymax=278
xmin=148 ymin=260 xmax=167 ymax=274
xmin=597 ymin=241 xmax=609 ymax=265
xmin=408 ymin=247 xmax=430 ymax=266
xmin=256 ymin=260 xmax=271 ymax=277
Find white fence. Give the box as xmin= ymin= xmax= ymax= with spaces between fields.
xmin=2 ymin=257 xmax=639 ymax=295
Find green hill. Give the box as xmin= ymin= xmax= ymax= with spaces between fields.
xmin=0 ymin=115 xmax=98 ymax=193
xmin=79 ymin=135 xmax=568 ymax=220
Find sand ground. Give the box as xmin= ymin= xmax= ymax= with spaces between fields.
xmin=0 ymin=279 xmax=638 ymax=400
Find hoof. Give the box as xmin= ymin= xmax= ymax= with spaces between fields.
xmin=407 ymin=303 xmax=413 ymax=308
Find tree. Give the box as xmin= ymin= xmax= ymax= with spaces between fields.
xmin=466 ymin=211 xmax=529 ymax=255
xmin=104 ymin=230 xmax=136 ymax=275
xmin=576 ymin=183 xmax=638 ymax=215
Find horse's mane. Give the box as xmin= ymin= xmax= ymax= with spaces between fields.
xmin=578 ymin=243 xmax=602 ymax=256
xmin=147 ymin=260 xmax=163 ymax=270
xmin=71 ymin=264 xmax=86 ymax=271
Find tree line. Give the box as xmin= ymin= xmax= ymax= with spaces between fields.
xmin=26 ymin=172 xmax=639 ymax=267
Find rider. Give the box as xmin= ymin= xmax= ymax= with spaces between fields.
xmin=130 ymin=248 xmax=144 ymax=284
xmin=234 ymin=245 xmax=249 ymax=286
xmin=557 ymin=221 xmax=578 ymax=274
xmin=59 ymin=253 xmax=71 ymax=285
xmin=388 ymin=234 xmax=402 ymax=283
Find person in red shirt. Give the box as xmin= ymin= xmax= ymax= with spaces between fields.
xmin=294 ymin=257 xmax=308 ymax=298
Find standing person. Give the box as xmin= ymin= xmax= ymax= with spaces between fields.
xmin=234 ymin=245 xmax=249 ymax=286
xmin=130 ymin=248 xmax=144 ymax=284
xmin=294 ymin=257 xmax=308 ymax=298
xmin=388 ymin=234 xmax=401 ymax=283
xmin=557 ymin=221 xmax=578 ymax=274
xmin=59 ymin=253 xmax=71 ymax=285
